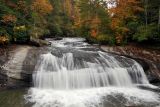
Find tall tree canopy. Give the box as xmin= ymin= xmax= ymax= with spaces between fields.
xmin=0 ymin=0 xmax=159 ymax=45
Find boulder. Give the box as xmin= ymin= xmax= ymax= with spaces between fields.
xmin=0 ymin=45 xmax=47 ymax=89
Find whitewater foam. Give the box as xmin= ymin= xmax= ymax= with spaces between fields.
xmin=25 ymin=87 xmax=160 ymax=107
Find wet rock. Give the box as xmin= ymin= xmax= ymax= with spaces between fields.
xmin=0 ymin=45 xmax=47 ymax=89
xmin=137 ymin=84 xmax=160 ymax=92
xmin=0 ymin=73 xmax=7 ymax=89
xmin=101 ymin=45 xmax=160 ymax=86
xmin=53 ymin=37 xmax=63 ymax=40
xmin=133 ymin=58 xmax=150 ymax=72
xmin=51 ymin=48 xmax=63 ymax=57
xmin=147 ymin=74 xmax=160 ymax=86
xmin=29 ymin=38 xmax=50 ymax=47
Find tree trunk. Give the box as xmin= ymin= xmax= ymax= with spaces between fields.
xmin=158 ymin=6 xmax=160 ymax=31
xmin=144 ymin=0 xmax=148 ymax=28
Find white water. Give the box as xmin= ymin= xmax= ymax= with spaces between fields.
xmin=26 ymin=38 xmax=160 ymax=107
xmin=26 ymin=87 xmax=160 ymax=107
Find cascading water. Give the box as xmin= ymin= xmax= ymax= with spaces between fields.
xmin=26 ymin=38 xmax=160 ymax=107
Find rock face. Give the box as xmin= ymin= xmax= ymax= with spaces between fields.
xmin=0 ymin=45 xmax=48 ymax=88
xmin=3 ymin=47 xmax=31 ymax=79
xmin=101 ymin=45 xmax=160 ymax=86
xmin=0 ymin=43 xmax=159 ymax=88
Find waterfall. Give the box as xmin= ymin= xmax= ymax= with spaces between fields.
xmin=33 ymin=52 xmax=149 ymax=90
xmin=25 ymin=38 xmax=160 ymax=107
xmin=33 ymin=38 xmax=149 ymax=89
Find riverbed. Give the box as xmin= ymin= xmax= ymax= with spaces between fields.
xmin=0 ymin=38 xmax=160 ymax=107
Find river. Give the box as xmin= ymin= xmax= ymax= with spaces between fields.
xmin=1 ymin=38 xmax=160 ymax=107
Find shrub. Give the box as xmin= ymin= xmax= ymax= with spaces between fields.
xmin=13 ymin=25 xmax=30 ymax=43
xmin=133 ymin=24 xmax=159 ymax=42
xmin=0 ymin=36 xmax=9 ymax=45
xmin=86 ymin=34 xmax=115 ymax=45
xmin=0 ymin=28 xmax=9 ymax=45
xmin=96 ymin=34 xmax=115 ymax=45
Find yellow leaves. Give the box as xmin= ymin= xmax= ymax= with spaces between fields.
xmin=123 ymin=27 xmax=130 ymax=33
xmin=114 ymin=27 xmax=130 ymax=44
xmin=74 ymin=21 xmax=81 ymax=28
xmin=115 ymin=33 xmax=123 ymax=44
xmin=96 ymin=34 xmax=108 ymax=41
xmin=0 ymin=36 xmax=9 ymax=45
xmin=31 ymin=0 xmax=53 ymax=15
xmin=134 ymin=6 xmax=144 ymax=13
xmin=64 ymin=0 xmax=73 ymax=17
xmin=14 ymin=25 xmax=26 ymax=31
xmin=1 ymin=14 xmax=17 ymax=24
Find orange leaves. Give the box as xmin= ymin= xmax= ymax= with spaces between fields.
xmin=1 ymin=14 xmax=17 ymax=24
xmin=110 ymin=18 xmax=121 ymax=30
xmin=64 ymin=0 xmax=73 ymax=18
xmin=90 ymin=29 xmax=98 ymax=38
xmin=109 ymin=0 xmax=142 ymax=44
xmin=111 ymin=0 xmax=142 ymax=19
xmin=31 ymin=0 xmax=53 ymax=15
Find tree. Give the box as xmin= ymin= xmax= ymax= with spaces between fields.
xmin=133 ymin=0 xmax=160 ymax=42
xmin=31 ymin=0 xmax=53 ymax=38
xmin=31 ymin=0 xmax=53 ymax=16
xmin=109 ymin=0 xmax=143 ymax=44
xmin=1 ymin=14 xmax=17 ymax=24
xmin=74 ymin=0 xmax=111 ymax=40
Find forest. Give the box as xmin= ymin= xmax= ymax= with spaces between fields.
xmin=0 ymin=0 xmax=160 ymax=45
xmin=0 ymin=1 xmax=160 ymax=107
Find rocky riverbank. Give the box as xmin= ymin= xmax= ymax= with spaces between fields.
xmin=0 ymin=44 xmax=48 ymax=89
xmin=0 ymin=42 xmax=160 ymax=89
xmin=101 ymin=45 xmax=160 ymax=86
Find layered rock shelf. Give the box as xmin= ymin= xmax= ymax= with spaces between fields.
xmin=0 ymin=43 xmax=160 ymax=89
xmin=101 ymin=45 xmax=160 ymax=86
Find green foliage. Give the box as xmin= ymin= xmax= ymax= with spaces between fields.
xmin=13 ymin=25 xmax=29 ymax=42
xmin=48 ymin=24 xmax=63 ymax=37
xmin=74 ymin=0 xmax=112 ymax=44
xmin=75 ymin=24 xmax=90 ymax=37
xmin=0 ymin=28 xmax=8 ymax=36
xmin=133 ymin=24 xmax=159 ymax=42
xmin=29 ymin=26 xmax=50 ymax=39
xmin=0 ymin=0 xmax=53 ymax=43
xmin=0 ymin=28 xmax=9 ymax=44
xmin=0 ymin=0 xmax=159 ymax=45
xmin=0 ymin=1 xmax=15 ymax=16
xmin=96 ymin=34 xmax=115 ymax=45
xmin=0 ymin=0 xmax=31 ymax=43
xmin=131 ymin=0 xmax=160 ymax=43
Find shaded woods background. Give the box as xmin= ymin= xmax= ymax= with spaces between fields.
xmin=0 ymin=0 xmax=160 ymax=45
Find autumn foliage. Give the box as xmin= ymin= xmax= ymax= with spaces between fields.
xmin=31 ymin=0 xmax=53 ymax=15
xmin=0 ymin=36 xmax=9 ymax=45
xmin=109 ymin=0 xmax=143 ymax=44
xmin=1 ymin=14 xmax=17 ymax=24
xmin=0 ymin=0 xmax=159 ymax=45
